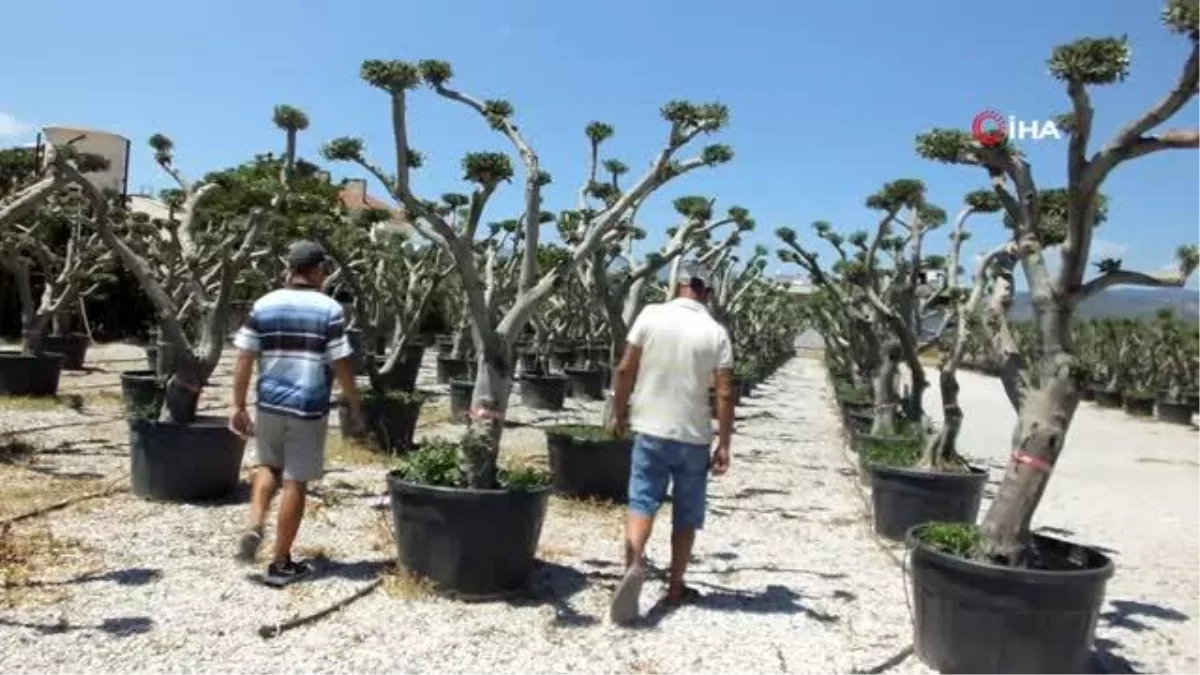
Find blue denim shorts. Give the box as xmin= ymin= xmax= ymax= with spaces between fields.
xmin=628 ymin=433 xmax=711 ymax=531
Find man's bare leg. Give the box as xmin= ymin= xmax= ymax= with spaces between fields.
xmin=666 ymin=528 xmax=697 ymax=601
xmin=236 ymin=466 xmax=279 ymax=562
xmin=625 ymin=513 xmax=656 ymax=568
xmin=272 ymin=479 xmax=307 ymax=564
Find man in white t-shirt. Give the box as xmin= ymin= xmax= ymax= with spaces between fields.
xmin=607 ymin=260 xmax=734 ymax=625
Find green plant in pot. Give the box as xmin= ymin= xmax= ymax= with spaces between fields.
xmin=0 ymin=143 xmax=115 ymax=395
xmin=73 ymin=107 xmax=329 ymax=503
xmin=1092 ymin=318 xmax=1139 ymax=408
xmin=1148 ymin=309 xmax=1196 ymax=423
xmin=322 ymin=58 xmax=733 ymax=598
xmin=907 ymin=6 xmax=1200 ymax=670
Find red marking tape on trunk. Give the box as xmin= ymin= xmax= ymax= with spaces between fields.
xmin=1011 ymin=450 xmax=1052 ymax=473
xmin=469 ymin=406 xmax=505 ymax=422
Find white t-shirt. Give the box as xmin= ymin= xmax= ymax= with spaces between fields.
xmin=627 ymin=298 xmax=734 ymax=445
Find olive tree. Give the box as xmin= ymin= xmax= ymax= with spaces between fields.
xmin=323 ymin=59 xmax=733 ymax=488
xmin=914 ymin=0 xmax=1200 ymax=562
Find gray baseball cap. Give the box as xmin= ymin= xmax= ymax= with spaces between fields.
xmin=286 ymin=240 xmax=328 ymax=270
xmin=676 ymin=260 xmax=711 ymax=291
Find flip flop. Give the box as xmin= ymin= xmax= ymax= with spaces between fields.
xmin=609 ymin=564 xmax=646 ymax=625
xmin=235 ymin=529 xmax=262 ymax=564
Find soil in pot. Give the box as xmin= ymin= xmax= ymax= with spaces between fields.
xmin=343 ymin=391 xmax=427 ymax=453
xmin=1093 ymin=388 xmax=1123 ymax=409
xmin=40 ymin=333 xmax=90 ymax=371
xmin=0 ymin=350 xmax=64 ymax=398
xmin=520 ymin=374 xmax=568 ymax=411
xmin=387 ymin=441 xmax=552 ymax=598
xmin=373 ymin=345 xmax=426 ymax=393
xmin=448 ymin=379 xmax=474 ymax=424
xmin=436 ymin=357 xmax=475 ymax=385
xmin=1155 ymin=398 xmax=1194 ymax=425
xmin=1122 ymin=392 xmax=1155 ymax=418
xmin=119 ymin=370 xmax=165 ymax=419
xmin=544 ymin=425 xmax=632 ymax=502
xmin=129 ymin=415 xmax=246 ymax=502
xmin=563 ymin=367 xmax=605 ymax=401
xmin=908 ymin=522 xmax=1114 ymax=674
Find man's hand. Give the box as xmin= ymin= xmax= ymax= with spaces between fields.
xmin=228 ymin=406 xmax=254 ymax=439
xmin=710 ymin=442 xmax=730 ymax=476
xmin=607 ymin=413 xmax=629 ymax=438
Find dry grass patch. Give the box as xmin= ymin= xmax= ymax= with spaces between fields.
xmin=549 ymin=495 xmax=623 ymax=523
xmin=326 ymin=435 xmax=391 ymax=468
xmin=81 ymin=390 xmax=124 ymax=408
xmin=536 ymin=543 xmax=575 ymax=563
xmin=0 ymin=469 xmax=110 ymax=521
xmin=416 ymin=403 xmax=453 ymax=428
xmin=0 ymin=522 xmax=97 ymax=608
xmin=0 ymin=395 xmax=64 ymax=412
xmin=626 ymin=659 xmax=663 ymax=674
xmin=380 ymin=564 xmax=438 ymax=599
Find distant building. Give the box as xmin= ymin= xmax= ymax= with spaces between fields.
xmin=337 ymin=178 xmax=416 ymax=241
xmin=775 ymin=272 xmax=815 ymax=296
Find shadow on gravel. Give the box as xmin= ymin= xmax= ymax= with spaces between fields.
xmin=190 ymin=480 xmax=252 ymax=508
xmin=508 ymin=560 xmax=594 ymax=628
xmin=313 ymin=557 xmax=391 ymax=582
xmin=716 ymin=487 xmax=790 ymax=500
xmin=1090 ymin=637 xmax=1139 ymax=673
xmin=0 ymin=615 xmax=153 ymax=637
xmin=636 ymin=583 xmax=841 ymax=628
xmin=1100 ymin=599 xmax=1189 ymax=633
xmin=17 ymin=567 xmax=162 ymax=588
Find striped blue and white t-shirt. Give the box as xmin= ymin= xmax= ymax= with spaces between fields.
xmin=233 ymin=287 xmax=353 ymax=419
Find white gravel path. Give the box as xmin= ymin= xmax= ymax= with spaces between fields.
xmin=921 ymin=370 xmax=1200 ymax=675
xmin=1 ymin=347 xmax=921 ymax=674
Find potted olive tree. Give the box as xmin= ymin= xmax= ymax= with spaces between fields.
xmin=323 ymin=58 xmax=733 ymax=598
xmin=0 ymin=143 xmax=111 ymax=394
xmin=905 ymin=4 xmax=1199 ymax=671
xmin=72 ymin=106 xmax=322 ymax=502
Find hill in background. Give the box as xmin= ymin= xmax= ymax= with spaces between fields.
xmin=1009 ymin=287 xmax=1198 ymax=321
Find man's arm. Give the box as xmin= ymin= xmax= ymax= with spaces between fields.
xmin=231 ymin=349 xmax=255 ymax=410
xmin=229 ymin=309 xmax=260 ymax=436
xmin=712 ymin=327 xmax=735 ymax=474
xmin=325 ymin=306 xmax=362 ymax=423
xmin=610 ymin=343 xmax=642 ymax=434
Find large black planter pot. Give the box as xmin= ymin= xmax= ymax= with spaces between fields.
xmin=343 ymin=395 xmax=425 ymax=453
xmin=143 ymin=345 xmax=158 ymax=373
xmin=563 ymin=367 xmax=605 ymax=401
xmin=119 ymin=370 xmax=164 ymax=419
xmin=520 ymin=374 xmax=568 ymax=411
xmin=843 ymin=409 xmax=874 ymax=435
xmin=129 ymin=416 xmax=246 ymax=502
xmin=40 ymin=333 xmax=89 ymax=371
xmin=908 ymin=524 xmax=1114 ymax=674
xmin=1156 ymin=399 xmax=1194 ymax=425
xmin=0 ymin=351 xmax=64 ymax=397
xmin=547 ymin=348 xmax=577 ymax=373
xmin=436 ymin=357 xmax=476 ymax=385
xmin=867 ymin=464 xmax=987 ymax=541
xmin=1122 ymin=394 xmax=1154 ymax=418
xmin=545 ymin=428 xmax=632 ymax=502
xmin=386 ymin=474 xmax=550 ymax=599
xmin=1093 ymin=389 xmax=1123 ymax=409
xmin=1079 ymin=386 xmax=1097 ymax=402
xmin=1188 ymin=390 xmax=1200 ymax=413
xmin=374 ymin=346 xmax=426 ymax=392
xmin=448 ymin=379 xmax=474 ymax=424
xmin=435 ymin=335 xmax=455 ymax=357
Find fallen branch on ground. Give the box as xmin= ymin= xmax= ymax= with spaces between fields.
xmin=256 ymin=577 xmax=384 ymax=639
xmin=0 ymin=475 xmax=130 ymax=526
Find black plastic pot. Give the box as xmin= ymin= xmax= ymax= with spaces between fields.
xmin=386 ymin=474 xmax=550 ymax=599
xmin=0 ymin=350 xmax=64 ymax=397
xmin=119 ymin=370 xmax=164 ymax=419
xmin=843 ymin=409 xmax=874 ymax=435
xmin=435 ymin=335 xmax=455 ymax=357
xmin=436 ymin=357 xmax=476 ymax=385
xmin=1079 ymin=386 xmax=1096 ymax=402
xmin=374 ymin=345 xmax=426 ymax=393
xmin=1156 ymin=399 xmax=1194 ymax=425
xmin=1188 ymin=390 xmax=1200 ymax=413
xmin=547 ymin=348 xmax=577 ymax=373
xmin=144 ymin=345 xmax=158 ymax=373
xmin=346 ymin=394 xmax=425 ymax=453
xmin=908 ymin=524 xmax=1114 ymax=674
xmin=1122 ymin=394 xmax=1154 ymax=418
xmin=517 ymin=351 xmax=540 ymax=375
xmin=346 ymin=329 xmax=367 ymax=375
xmin=1093 ymin=389 xmax=1122 ymax=409
xmin=40 ymin=333 xmax=89 ymax=371
xmin=867 ymin=464 xmax=986 ymax=541
xmin=449 ymin=379 xmax=474 ymax=424
xmin=545 ymin=429 xmax=632 ymax=502
xmin=129 ymin=416 xmax=246 ymax=502
xmin=520 ymin=374 xmax=568 ymax=411
xmin=563 ymin=367 xmax=605 ymax=401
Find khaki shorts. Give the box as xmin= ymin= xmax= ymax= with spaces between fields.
xmin=252 ymin=410 xmax=328 ymax=482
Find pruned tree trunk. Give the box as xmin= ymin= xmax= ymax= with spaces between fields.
xmin=870 ymin=340 xmax=901 ymax=435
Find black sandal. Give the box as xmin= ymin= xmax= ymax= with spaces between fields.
xmin=664 ymin=585 xmax=702 ymax=607
xmin=262 ymin=558 xmax=315 ymax=588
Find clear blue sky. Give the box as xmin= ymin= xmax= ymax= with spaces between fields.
xmin=2 ymin=0 xmax=1197 ymax=289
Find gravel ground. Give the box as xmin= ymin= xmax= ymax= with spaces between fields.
xmin=0 ymin=345 xmax=920 ymax=674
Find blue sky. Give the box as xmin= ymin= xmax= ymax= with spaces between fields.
xmin=2 ymin=0 xmax=1197 ymax=289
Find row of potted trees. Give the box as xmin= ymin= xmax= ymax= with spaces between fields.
xmin=795 ymin=3 xmax=1198 ymax=671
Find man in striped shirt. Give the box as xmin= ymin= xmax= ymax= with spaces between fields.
xmin=229 ymin=240 xmax=363 ymax=586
